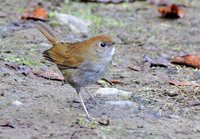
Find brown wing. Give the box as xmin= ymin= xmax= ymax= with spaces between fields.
xmin=43 ymin=42 xmax=85 ymax=68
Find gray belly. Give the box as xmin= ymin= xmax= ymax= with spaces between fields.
xmin=76 ymin=66 xmax=107 ymax=87
xmin=61 ymin=61 xmax=110 ymax=88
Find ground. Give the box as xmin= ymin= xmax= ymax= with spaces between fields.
xmin=0 ymin=0 xmax=200 ymax=138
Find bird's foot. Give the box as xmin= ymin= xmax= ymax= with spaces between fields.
xmin=87 ymin=115 xmax=109 ymax=126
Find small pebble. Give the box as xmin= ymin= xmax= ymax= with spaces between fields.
xmin=105 ymin=100 xmax=135 ymax=107
xmin=12 ymin=100 xmax=24 ymax=106
xmin=95 ymin=88 xmax=132 ymax=98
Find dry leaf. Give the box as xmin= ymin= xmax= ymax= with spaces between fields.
xmin=96 ymin=78 xmax=114 ymax=87
xmin=158 ymin=4 xmax=184 ymax=18
xmin=168 ymin=80 xmax=200 ymax=87
xmin=144 ymin=55 xmax=173 ymax=67
xmin=110 ymin=80 xmax=125 ymax=85
xmin=128 ymin=66 xmax=141 ymax=71
xmin=5 ymin=62 xmax=33 ymax=76
xmin=33 ymin=71 xmax=64 ymax=81
xmin=21 ymin=2 xmax=48 ymax=21
xmin=171 ymin=55 xmax=200 ymax=69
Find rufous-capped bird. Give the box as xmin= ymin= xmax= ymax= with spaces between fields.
xmin=35 ymin=21 xmax=115 ymax=122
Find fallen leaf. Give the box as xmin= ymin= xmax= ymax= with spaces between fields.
xmin=96 ymin=78 xmax=114 ymax=87
xmin=171 ymin=54 xmax=200 ymax=69
xmin=21 ymin=2 xmax=48 ymax=21
xmin=168 ymin=80 xmax=200 ymax=87
xmin=110 ymin=80 xmax=125 ymax=85
xmin=33 ymin=71 xmax=64 ymax=81
xmin=128 ymin=66 xmax=141 ymax=71
xmin=5 ymin=62 xmax=33 ymax=76
xmin=144 ymin=55 xmax=173 ymax=67
xmin=158 ymin=4 xmax=184 ymax=18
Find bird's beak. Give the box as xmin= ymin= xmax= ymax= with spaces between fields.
xmin=107 ymin=42 xmax=115 ymax=46
xmin=113 ymin=42 xmax=124 ymax=45
xmin=108 ymin=41 xmax=128 ymax=46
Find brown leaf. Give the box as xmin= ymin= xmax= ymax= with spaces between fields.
xmin=5 ymin=62 xmax=33 ymax=76
xmin=110 ymin=80 xmax=125 ymax=85
xmin=21 ymin=2 xmax=48 ymax=21
xmin=144 ymin=55 xmax=173 ymax=68
xmin=168 ymin=80 xmax=200 ymax=87
xmin=96 ymin=78 xmax=114 ymax=87
xmin=128 ymin=66 xmax=141 ymax=71
xmin=171 ymin=54 xmax=200 ymax=69
xmin=33 ymin=71 xmax=64 ymax=81
xmin=158 ymin=4 xmax=184 ymax=18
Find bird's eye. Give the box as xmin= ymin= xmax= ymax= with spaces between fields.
xmin=100 ymin=42 xmax=106 ymax=47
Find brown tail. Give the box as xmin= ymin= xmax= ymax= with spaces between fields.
xmin=35 ymin=21 xmax=59 ymax=45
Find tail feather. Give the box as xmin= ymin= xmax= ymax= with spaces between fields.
xmin=36 ymin=21 xmax=62 ymax=64
xmin=42 ymin=49 xmax=55 ymax=63
xmin=35 ymin=21 xmax=59 ymax=45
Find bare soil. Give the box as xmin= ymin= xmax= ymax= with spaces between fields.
xmin=0 ymin=0 xmax=200 ymax=138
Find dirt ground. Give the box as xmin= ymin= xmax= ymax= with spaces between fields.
xmin=0 ymin=0 xmax=200 ymax=138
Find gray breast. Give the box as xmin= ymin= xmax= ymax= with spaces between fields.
xmin=73 ymin=59 xmax=111 ymax=87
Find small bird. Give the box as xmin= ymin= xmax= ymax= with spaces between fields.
xmin=35 ymin=21 xmax=115 ymax=121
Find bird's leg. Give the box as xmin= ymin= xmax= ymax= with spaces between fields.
xmin=76 ymin=90 xmax=95 ymax=120
xmin=84 ymin=88 xmax=101 ymax=105
xmin=76 ymin=89 xmax=110 ymax=125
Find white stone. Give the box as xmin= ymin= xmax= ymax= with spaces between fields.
xmin=12 ymin=100 xmax=23 ymax=106
xmin=105 ymin=100 xmax=135 ymax=107
xmin=95 ymin=88 xmax=132 ymax=98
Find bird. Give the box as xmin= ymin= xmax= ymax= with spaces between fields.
xmin=35 ymin=21 xmax=115 ymax=121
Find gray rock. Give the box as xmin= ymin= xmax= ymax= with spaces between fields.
xmin=105 ymin=100 xmax=136 ymax=107
xmin=55 ymin=13 xmax=93 ymax=35
xmin=95 ymin=88 xmax=132 ymax=98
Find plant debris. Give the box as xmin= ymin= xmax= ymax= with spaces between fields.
xmin=158 ymin=4 xmax=184 ymax=18
xmin=33 ymin=71 xmax=64 ymax=81
xmin=144 ymin=55 xmax=173 ymax=68
xmin=96 ymin=78 xmax=114 ymax=87
xmin=110 ymin=80 xmax=126 ymax=85
xmin=5 ymin=62 xmax=33 ymax=76
xmin=168 ymin=79 xmax=200 ymax=87
xmin=171 ymin=54 xmax=200 ymax=69
xmin=21 ymin=2 xmax=48 ymax=21
xmin=4 ymin=62 xmax=64 ymax=81
xmin=128 ymin=66 xmax=141 ymax=71
xmin=0 ymin=123 xmax=15 ymax=128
